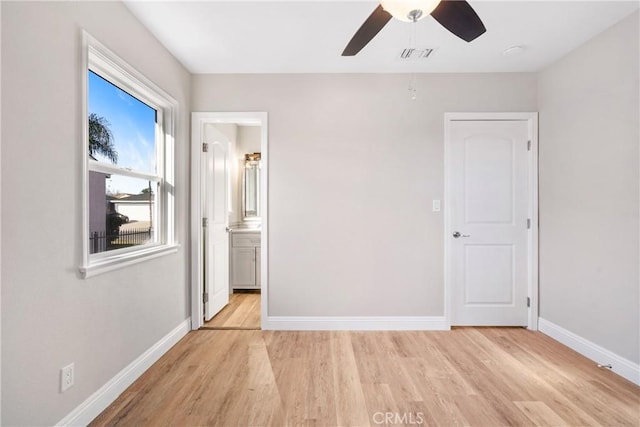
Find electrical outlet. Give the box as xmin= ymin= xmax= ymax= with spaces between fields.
xmin=60 ymin=363 xmax=74 ymax=393
xmin=432 ymin=200 xmax=441 ymax=212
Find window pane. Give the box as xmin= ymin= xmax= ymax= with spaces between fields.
xmin=88 ymin=70 xmax=157 ymax=174
xmin=89 ymin=173 xmax=159 ymax=254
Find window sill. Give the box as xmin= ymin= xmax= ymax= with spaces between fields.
xmin=80 ymin=244 xmax=180 ymax=278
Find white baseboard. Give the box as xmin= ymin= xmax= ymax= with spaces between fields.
xmin=56 ymin=319 xmax=191 ymax=426
xmin=538 ymin=317 xmax=640 ymax=386
xmin=263 ymin=316 xmax=449 ymax=331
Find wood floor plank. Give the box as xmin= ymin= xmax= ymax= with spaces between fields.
xmin=202 ymin=292 xmax=261 ymax=330
xmin=331 ymin=332 xmax=371 ymax=426
xmin=305 ymin=333 xmax=338 ymax=424
xmin=482 ymin=328 xmax=637 ymax=426
xmin=427 ymin=331 xmax=532 ymax=426
xmin=514 ymin=401 xmax=569 ymax=427
xmin=90 ymin=328 xmax=640 ymax=427
xmin=453 ymin=395 xmax=519 ymax=427
xmin=225 ymin=294 xmax=259 ymax=326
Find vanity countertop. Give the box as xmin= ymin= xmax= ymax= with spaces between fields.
xmin=230 ymin=227 xmax=261 ymax=234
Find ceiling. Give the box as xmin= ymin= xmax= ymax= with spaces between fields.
xmin=123 ymin=1 xmax=639 ymax=74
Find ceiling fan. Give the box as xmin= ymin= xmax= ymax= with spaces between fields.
xmin=342 ymin=0 xmax=486 ymax=56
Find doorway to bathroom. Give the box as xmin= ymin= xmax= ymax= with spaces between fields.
xmin=190 ymin=112 xmax=268 ymax=330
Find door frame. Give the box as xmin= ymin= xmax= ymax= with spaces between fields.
xmin=443 ymin=112 xmax=539 ymax=330
xmin=190 ymin=112 xmax=268 ymax=330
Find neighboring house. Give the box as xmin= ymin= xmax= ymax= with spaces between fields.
xmin=89 ymin=154 xmax=110 ymax=253
xmin=108 ymin=192 xmax=153 ymax=222
xmin=88 ymin=170 xmax=109 ymax=236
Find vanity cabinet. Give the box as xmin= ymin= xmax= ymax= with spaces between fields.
xmin=231 ymin=231 xmax=261 ymax=290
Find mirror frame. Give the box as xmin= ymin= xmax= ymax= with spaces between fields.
xmin=242 ymin=153 xmax=261 ymax=221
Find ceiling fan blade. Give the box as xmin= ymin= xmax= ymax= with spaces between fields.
xmin=342 ymin=4 xmax=392 ymax=56
xmin=431 ymin=0 xmax=486 ymax=42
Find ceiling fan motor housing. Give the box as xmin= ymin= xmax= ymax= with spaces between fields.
xmin=380 ymin=0 xmax=441 ymax=22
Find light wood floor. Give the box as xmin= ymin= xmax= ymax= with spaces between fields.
xmin=90 ymin=328 xmax=639 ymax=426
xmin=202 ymin=292 xmax=261 ymax=330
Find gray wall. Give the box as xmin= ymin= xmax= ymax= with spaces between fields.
xmin=192 ymin=73 xmax=537 ymax=317
xmin=1 ymin=2 xmax=191 ymax=425
xmin=238 ymin=125 xmax=262 ymax=154
xmin=538 ymin=11 xmax=639 ymax=363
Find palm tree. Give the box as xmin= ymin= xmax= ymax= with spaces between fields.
xmin=88 ymin=113 xmax=118 ymax=164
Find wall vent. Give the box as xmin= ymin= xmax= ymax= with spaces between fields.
xmin=398 ymin=47 xmax=436 ymax=61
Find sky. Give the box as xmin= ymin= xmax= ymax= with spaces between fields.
xmin=88 ymin=71 xmax=156 ymax=195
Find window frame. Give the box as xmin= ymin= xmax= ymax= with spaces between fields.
xmin=80 ymin=32 xmax=178 ymax=278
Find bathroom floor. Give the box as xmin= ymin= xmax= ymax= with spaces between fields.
xmin=201 ymin=291 xmax=261 ymax=330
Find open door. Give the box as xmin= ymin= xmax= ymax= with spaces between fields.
xmin=202 ymin=125 xmax=230 ymax=321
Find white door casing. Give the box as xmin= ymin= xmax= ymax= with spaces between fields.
xmin=256 ymin=247 xmax=262 ymax=287
xmin=202 ymin=125 xmax=230 ymax=321
xmin=445 ymin=113 xmax=538 ymax=328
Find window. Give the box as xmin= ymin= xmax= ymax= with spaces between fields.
xmin=81 ymin=33 xmax=177 ymax=277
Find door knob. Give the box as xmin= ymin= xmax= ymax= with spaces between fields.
xmin=452 ymin=231 xmax=470 ymax=238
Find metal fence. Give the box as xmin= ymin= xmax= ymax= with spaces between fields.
xmin=90 ymin=227 xmax=152 ymax=254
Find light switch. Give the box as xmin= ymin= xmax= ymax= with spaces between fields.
xmin=432 ymin=200 xmax=441 ymax=212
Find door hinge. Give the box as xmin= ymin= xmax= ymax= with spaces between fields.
xmin=202 ymin=217 xmax=208 ymax=228
xmin=527 ymin=140 xmax=531 ymax=151
xmin=202 ymin=142 xmax=209 ymax=152
xmin=203 ymin=292 xmax=209 ymax=303
xmin=527 ymin=297 xmax=531 ymax=308
xmin=527 ymin=218 xmax=531 ymax=229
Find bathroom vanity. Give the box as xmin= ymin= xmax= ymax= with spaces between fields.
xmin=230 ymin=229 xmax=261 ymax=290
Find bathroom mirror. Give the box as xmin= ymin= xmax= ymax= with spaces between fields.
xmin=242 ymin=153 xmax=261 ymax=221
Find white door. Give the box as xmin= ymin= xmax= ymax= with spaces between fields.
xmin=202 ymin=126 xmax=230 ymax=321
xmin=447 ymin=119 xmax=531 ymax=326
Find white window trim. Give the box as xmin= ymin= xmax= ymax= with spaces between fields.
xmin=80 ymin=32 xmax=178 ymax=278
